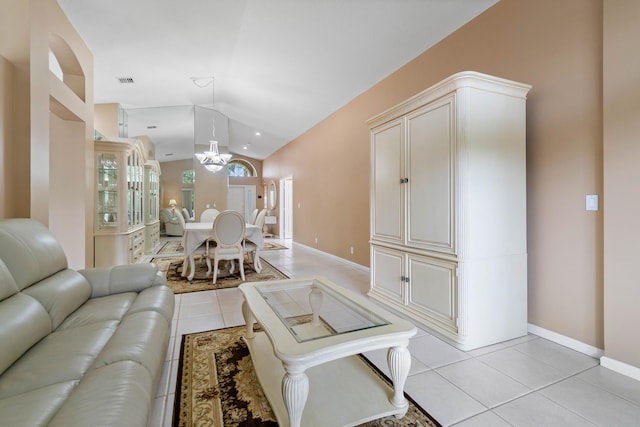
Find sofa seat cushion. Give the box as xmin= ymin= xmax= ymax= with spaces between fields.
xmin=0 ymin=320 xmax=118 ymax=399
xmin=91 ymin=310 xmax=170 ymax=380
xmin=48 ymin=361 xmax=153 ymax=427
xmin=0 ymin=380 xmax=78 ymax=426
xmin=56 ymin=292 xmax=137 ymax=331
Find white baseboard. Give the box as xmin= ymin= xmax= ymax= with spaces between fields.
xmin=600 ymin=357 xmax=640 ymax=382
xmin=527 ymin=323 xmax=604 ymax=359
xmin=293 ymin=242 xmax=370 ymax=273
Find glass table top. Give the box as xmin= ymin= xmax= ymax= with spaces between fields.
xmin=255 ymin=280 xmax=389 ymax=343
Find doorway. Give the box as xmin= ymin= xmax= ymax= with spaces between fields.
xmin=280 ymin=177 xmax=293 ymax=239
xmin=228 ymin=185 xmax=256 ymax=221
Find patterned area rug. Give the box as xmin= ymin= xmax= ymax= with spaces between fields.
xmin=173 ymin=325 xmax=441 ymax=427
xmin=157 ymin=240 xmax=183 ymax=254
xmin=151 ymin=256 xmax=288 ymax=294
xmin=262 ymin=241 xmax=287 ymax=250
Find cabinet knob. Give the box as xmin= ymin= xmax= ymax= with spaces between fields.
xmin=400 ymin=177 xmax=409 ymax=184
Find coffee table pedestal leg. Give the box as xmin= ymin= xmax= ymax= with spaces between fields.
xmin=242 ymin=300 xmax=255 ymax=339
xmin=387 ymin=345 xmax=411 ymax=418
xmin=282 ymin=366 xmax=309 ymax=427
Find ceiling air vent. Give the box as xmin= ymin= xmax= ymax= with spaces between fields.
xmin=117 ymin=76 xmax=135 ymax=84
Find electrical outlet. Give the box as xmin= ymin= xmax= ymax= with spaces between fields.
xmin=314 ymin=237 xmax=318 ymax=244
xmin=350 ymin=246 xmax=354 ymax=254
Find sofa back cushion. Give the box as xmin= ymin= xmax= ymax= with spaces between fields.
xmin=0 ymin=258 xmax=52 ymax=376
xmin=0 ymin=219 xmax=68 ymax=291
xmin=22 ymin=269 xmax=92 ymax=330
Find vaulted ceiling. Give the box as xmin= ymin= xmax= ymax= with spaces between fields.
xmin=58 ymin=0 xmax=497 ymax=161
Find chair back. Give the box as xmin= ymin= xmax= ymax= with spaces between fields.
xmin=254 ymin=209 xmax=267 ymax=229
xmin=212 ymin=210 xmax=245 ymax=247
xmin=200 ymin=208 xmax=220 ymax=223
xmin=159 ymin=209 xmax=171 ymax=223
xmin=248 ymin=208 xmax=259 ymax=224
xmin=181 ymin=208 xmax=192 ymax=222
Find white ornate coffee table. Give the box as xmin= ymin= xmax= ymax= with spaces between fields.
xmin=239 ymin=276 xmax=417 ymax=427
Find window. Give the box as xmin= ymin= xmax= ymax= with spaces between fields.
xmin=182 ymin=170 xmax=195 ymax=184
xmin=228 ymin=159 xmax=257 ymax=177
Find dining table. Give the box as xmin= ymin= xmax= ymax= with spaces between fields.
xmin=180 ymin=221 xmax=265 ymax=281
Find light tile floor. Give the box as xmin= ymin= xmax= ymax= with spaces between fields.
xmin=148 ymin=238 xmax=640 ymax=427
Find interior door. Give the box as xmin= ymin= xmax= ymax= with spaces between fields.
xmin=227 ymin=186 xmax=245 ymax=218
xmin=228 ymin=185 xmax=256 ymax=221
xmin=281 ymin=177 xmax=293 ymax=239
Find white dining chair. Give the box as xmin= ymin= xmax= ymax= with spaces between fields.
xmin=207 ymin=210 xmax=246 ymax=284
xmin=244 ymin=209 xmax=267 ymax=266
xmin=248 ymin=208 xmax=259 ymax=224
xmin=200 ymin=208 xmax=220 ymax=223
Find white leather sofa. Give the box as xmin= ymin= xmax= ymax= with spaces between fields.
xmin=0 ymin=219 xmax=174 ymax=426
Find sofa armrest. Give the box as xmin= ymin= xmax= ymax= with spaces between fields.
xmin=78 ymin=263 xmax=167 ymax=298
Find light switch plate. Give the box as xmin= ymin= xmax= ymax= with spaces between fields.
xmin=586 ymin=195 xmax=598 ymax=211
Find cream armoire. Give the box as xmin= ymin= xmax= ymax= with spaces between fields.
xmin=368 ymin=71 xmax=531 ymax=351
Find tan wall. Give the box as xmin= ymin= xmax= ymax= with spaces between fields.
xmin=32 ymin=0 xmax=94 ymax=268
xmin=159 ymin=159 xmax=193 ymax=210
xmin=0 ymin=1 xmax=31 ymax=220
xmin=161 ymin=153 xmax=263 ymax=221
xmin=603 ymin=0 xmax=640 ymax=367
xmin=194 ymin=154 xmax=228 ymax=218
xmin=264 ymin=0 xmax=605 ymax=349
xmin=94 ymin=103 xmax=121 ymax=137
xmin=1 ymin=0 xmax=94 ymax=267
xmin=0 ymin=55 xmax=13 ymax=218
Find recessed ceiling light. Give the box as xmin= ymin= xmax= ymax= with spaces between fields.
xmin=255 ymin=131 xmax=261 ymax=136
xmin=243 ymin=146 xmax=248 ymax=150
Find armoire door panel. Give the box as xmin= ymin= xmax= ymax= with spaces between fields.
xmin=406 ymin=97 xmax=454 ymax=253
xmin=407 ymin=255 xmax=457 ymax=330
xmin=371 ymin=246 xmax=404 ymax=302
xmin=371 ymin=120 xmax=403 ymax=243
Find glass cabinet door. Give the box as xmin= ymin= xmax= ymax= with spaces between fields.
xmin=146 ymin=168 xmax=159 ymax=222
xmin=136 ymin=160 xmax=143 ymax=225
xmin=126 ymin=152 xmax=134 ymax=228
xmin=97 ymin=153 xmax=118 ymax=229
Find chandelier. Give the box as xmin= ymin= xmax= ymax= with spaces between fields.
xmin=195 ymin=140 xmax=232 ymax=173
xmin=194 ymin=76 xmax=231 ymax=173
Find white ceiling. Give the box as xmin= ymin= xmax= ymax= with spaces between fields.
xmin=58 ymin=0 xmax=497 ymax=161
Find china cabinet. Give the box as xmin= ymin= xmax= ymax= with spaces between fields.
xmin=144 ymin=160 xmax=161 ymax=253
xmin=94 ymin=137 xmax=146 ymax=267
xmin=368 ymin=71 xmax=531 ymax=351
